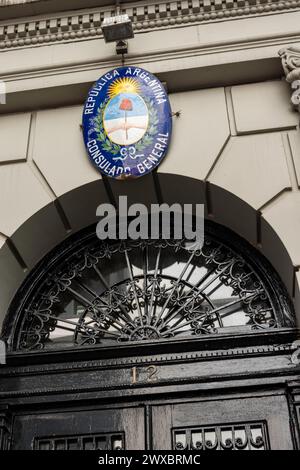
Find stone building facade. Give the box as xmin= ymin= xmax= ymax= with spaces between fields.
xmin=0 ymin=0 xmax=300 ymax=450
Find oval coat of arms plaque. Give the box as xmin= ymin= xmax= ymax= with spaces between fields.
xmin=82 ymin=66 xmax=172 ymax=179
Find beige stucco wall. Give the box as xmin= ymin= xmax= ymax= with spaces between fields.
xmin=1 ymin=0 xmax=300 ymax=331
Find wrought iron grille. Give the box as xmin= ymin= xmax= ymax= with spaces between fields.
xmin=8 ymin=224 xmax=294 ymax=351
xmin=34 ymin=432 xmax=124 ymax=450
xmin=173 ymin=422 xmax=268 ymax=450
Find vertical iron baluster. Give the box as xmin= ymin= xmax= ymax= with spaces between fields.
xmin=148 ymin=246 xmax=161 ymax=319
xmin=124 ymin=249 xmax=144 ymax=322
xmin=153 ymin=250 xmax=196 ymax=326
xmin=143 ymin=245 xmax=149 ymax=319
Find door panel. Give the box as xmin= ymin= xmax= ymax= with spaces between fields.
xmin=152 ymin=395 xmax=293 ymax=450
xmin=10 ymin=395 xmax=294 ymax=450
xmin=11 ymin=406 xmax=145 ymax=450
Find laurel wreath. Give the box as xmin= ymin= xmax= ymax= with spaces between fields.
xmin=92 ymin=96 xmax=159 ymax=158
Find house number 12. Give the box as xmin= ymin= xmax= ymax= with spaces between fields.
xmin=131 ymin=365 xmax=158 ymax=384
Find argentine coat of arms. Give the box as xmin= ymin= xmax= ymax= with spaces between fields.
xmin=82 ymin=66 xmax=172 ymax=179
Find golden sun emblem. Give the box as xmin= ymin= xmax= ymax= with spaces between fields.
xmin=108 ymin=77 xmax=140 ymax=98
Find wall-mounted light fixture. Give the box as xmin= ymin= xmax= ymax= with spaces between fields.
xmin=101 ymin=14 xmax=134 ymax=43
xmin=101 ymin=0 xmax=134 ymax=59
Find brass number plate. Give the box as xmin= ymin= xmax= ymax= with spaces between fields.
xmin=131 ymin=365 xmax=158 ymax=384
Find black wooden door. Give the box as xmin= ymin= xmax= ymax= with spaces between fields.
xmin=10 ymin=393 xmax=294 ymax=450
xmin=151 ymin=395 xmax=294 ymax=450
xmin=11 ymin=406 xmax=145 ymax=450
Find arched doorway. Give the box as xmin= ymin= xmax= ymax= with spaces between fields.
xmin=0 ymin=221 xmax=299 ymax=450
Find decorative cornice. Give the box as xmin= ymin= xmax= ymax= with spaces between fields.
xmin=0 ymin=343 xmax=295 ymax=377
xmin=0 ymin=0 xmax=300 ymax=51
xmin=0 ymin=368 xmax=297 ymax=400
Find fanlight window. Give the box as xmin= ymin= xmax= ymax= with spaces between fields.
xmin=9 ymin=225 xmax=294 ymax=351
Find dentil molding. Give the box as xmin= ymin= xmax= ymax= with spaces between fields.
xmin=1 ymin=0 xmax=300 ymax=50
